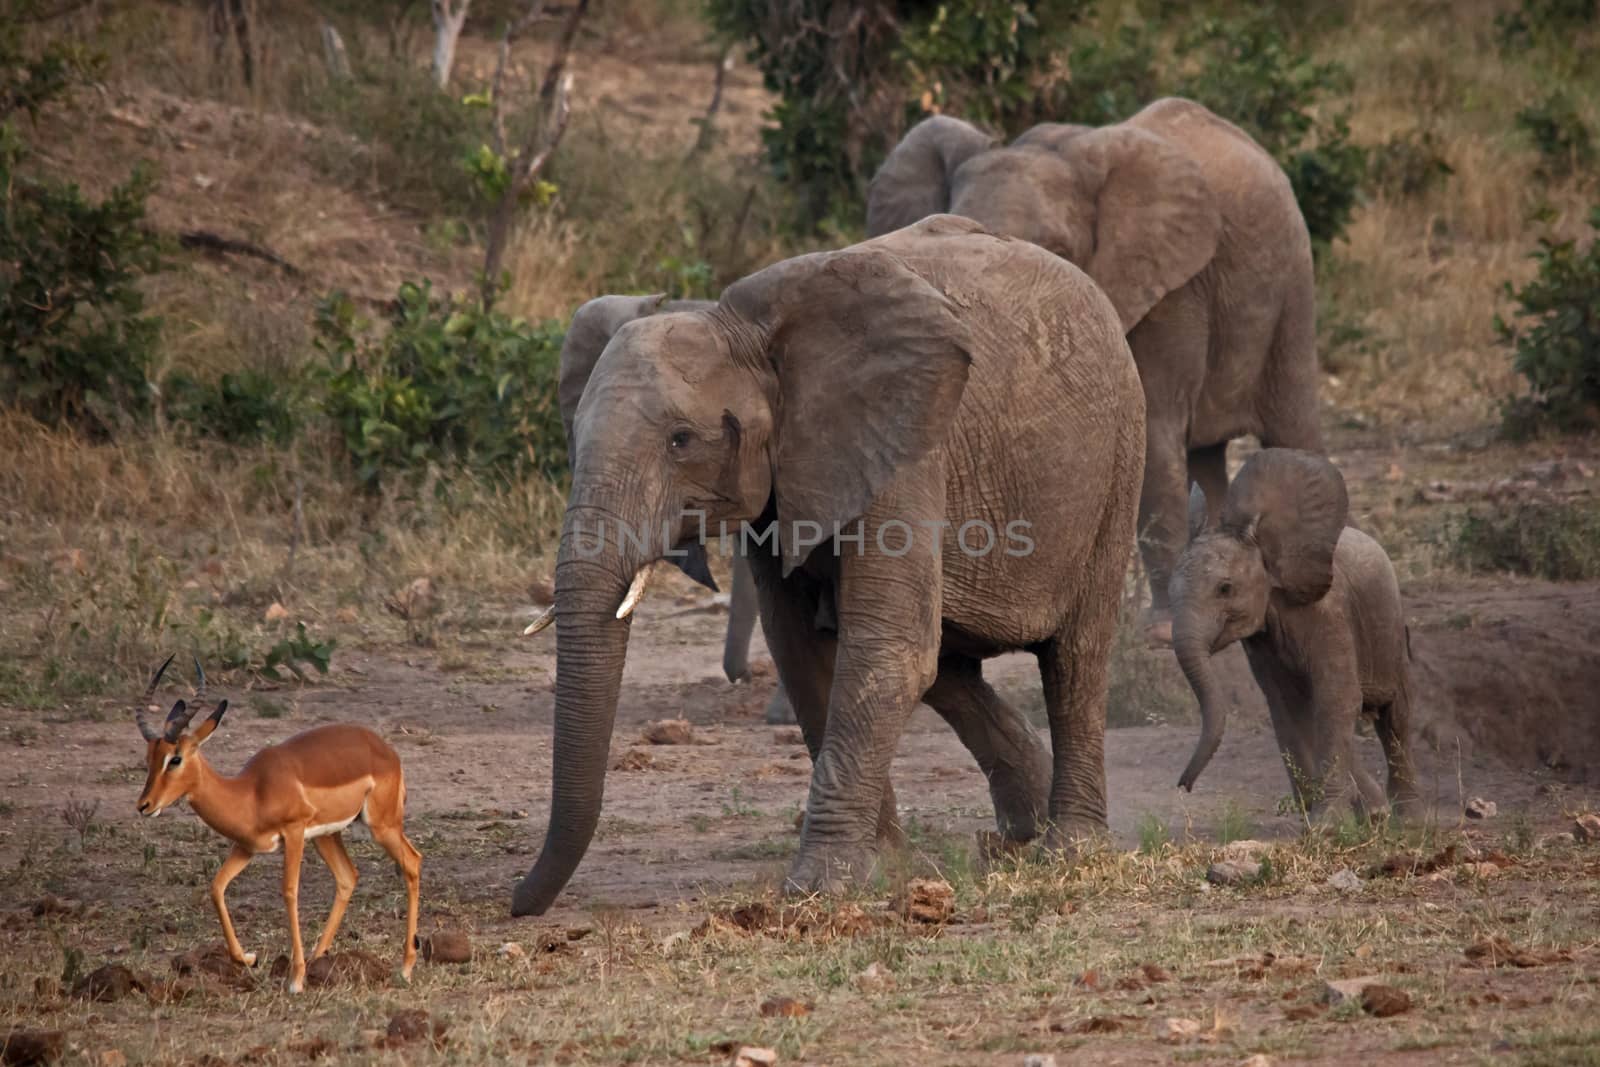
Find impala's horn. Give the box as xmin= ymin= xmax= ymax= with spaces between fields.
xmin=136 ymin=654 xmax=176 ymax=742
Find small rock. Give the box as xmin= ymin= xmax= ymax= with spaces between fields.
xmin=759 ymin=996 xmax=812 ymax=1018
xmin=1574 ymin=813 xmax=1600 ymax=843
xmin=733 ymin=1048 xmax=777 ymax=1067
xmin=31 ymin=895 xmax=81 ymax=918
xmin=171 ymin=943 xmax=255 ymax=991
xmin=1023 ymin=1057 xmax=1058 ymax=1067
xmin=98 ymin=1052 xmax=127 ymax=1067
xmin=1462 ymin=861 xmax=1502 ymax=879
xmin=1320 ymin=975 xmax=1385 ymax=1005
xmin=497 ymin=942 xmax=524 ymax=959
xmin=422 ymin=930 xmax=472 ymax=964
xmin=642 ymin=718 xmax=694 ymax=745
xmin=1465 ymin=797 xmax=1497 ymax=820
xmin=1540 ymin=832 xmax=1576 ymax=848
xmin=381 ymin=1009 xmax=447 ymax=1049
xmin=1156 ymin=1017 xmax=1203 ymax=1044
xmin=1240 ymin=1057 xmax=1274 ymax=1067
xmin=898 ymin=879 xmax=955 ymax=924
xmin=854 ymin=961 xmax=895 ymax=992
xmin=1220 ymin=839 xmax=1271 ymax=860
xmin=1360 ymin=984 xmax=1412 ymax=1017
xmin=264 ymin=602 xmax=290 ymax=623
xmin=1206 ymin=859 xmax=1262 ymax=886
xmin=1 ymin=1030 xmax=64 ymax=1066
xmin=71 ymin=964 xmax=144 ymax=1002
xmin=611 ymin=749 xmax=654 ymax=771
xmin=334 ymin=606 xmax=360 ymax=624
xmin=1141 ymin=962 xmax=1172 ymax=983
xmin=1326 ymin=868 xmax=1362 ymax=892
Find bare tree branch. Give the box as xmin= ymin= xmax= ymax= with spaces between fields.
xmin=685 ymin=43 xmax=732 ymax=163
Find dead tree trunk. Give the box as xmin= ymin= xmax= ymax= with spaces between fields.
xmin=431 ymin=0 xmax=471 ymax=88
xmin=208 ymin=0 xmax=257 ymax=88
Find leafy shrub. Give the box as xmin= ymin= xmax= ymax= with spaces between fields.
xmin=1496 ymin=206 xmax=1600 ymax=435
xmin=1515 ymin=92 xmax=1596 ymax=177
xmin=1368 ymin=127 xmax=1455 ymax=199
xmin=163 ymin=369 xmax=305 ymax=446
xmin=0 ymin=126 xmax=164 ymax=436
xmin=1044 ymin=23 xmax=1161 ymax=126
xmin=1496 ymin=0 xmax=1597 ymax=49
xmin=1445 ymin=501 xmax=1600 ymax=581
xmin=315 ymin=281 xmax=568 ymax=488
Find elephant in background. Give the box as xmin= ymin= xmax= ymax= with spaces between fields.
xmin=556 ymin=293 xmax=795 ymax=724
xmin=867 ymin=97 xmax=1324 ymax=643
xmin=512 ymin=215 xmax=1145 ymax=916
xmin=1168 ymin=448 xmax=1420 ymax=824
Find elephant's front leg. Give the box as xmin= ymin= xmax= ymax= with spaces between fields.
xmin=1299 ymin=669 xmax=1369 ymax=826
xmin=785 ymin=501 xmax=943 ymax=895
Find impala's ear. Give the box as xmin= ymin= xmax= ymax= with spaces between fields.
xmin=189 ymin=700 xmax=227 ymax=745
xmin=720 ymin=244 xmax=972 ymax=575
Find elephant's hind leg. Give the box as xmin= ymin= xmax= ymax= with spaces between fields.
xmin=925 ymin=656 xmax=1050 ymax=842
xmin=1035 ymin=594 xmax=1120 ymax=850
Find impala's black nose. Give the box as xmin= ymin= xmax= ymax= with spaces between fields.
xmin=137 ymin=801 xmax=151 ymax=814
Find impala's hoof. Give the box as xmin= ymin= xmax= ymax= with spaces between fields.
xmin=239 ymin=952 xmax=257 ymax=967
xmin=287 ymin=979 xmax=304 ymax=994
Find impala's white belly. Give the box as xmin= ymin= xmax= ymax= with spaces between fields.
xmin=306 ymin=812 xmax=358 ymax=840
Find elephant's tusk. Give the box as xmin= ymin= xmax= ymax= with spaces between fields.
xmin=615 ymin=564 xmax=653 ymax=620
xmin=522 ymin=605 xmax=555 ymax=635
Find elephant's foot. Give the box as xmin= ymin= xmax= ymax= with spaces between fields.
xmin=987 ymin=763 xmax=1049 ymax=843
xmin=1388 ymin=786 xmax=1425 ymax=824
xmin=783 ymin=841 xmax=879 ymax=897
xmin=764 ymin=685 xmax=797 ymax=725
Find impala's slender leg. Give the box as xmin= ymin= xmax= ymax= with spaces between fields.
xmin=310 ymin=833 xmax=359 ymax=960
xmin=370 ymin=823 xmax=421 ymax=980
xmin=211 ymin=843 xmax=256 ymax=967
xmin=280 ymin=826 xmax=308 ymax=993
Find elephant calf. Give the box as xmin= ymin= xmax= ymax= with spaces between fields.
xmin=1169 ymin=449 xmax=1420 ymax=823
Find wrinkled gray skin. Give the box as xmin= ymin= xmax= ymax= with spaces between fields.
xmin=1169 ymin=449 xmax=1420 ymax=823
xmin=867 ymin=97 xmax=1324 ymax=631
xmin=557 ymin=293 xmax=796 ymax=725
xmin=512 ymin=215 xmax=1145 ymax=916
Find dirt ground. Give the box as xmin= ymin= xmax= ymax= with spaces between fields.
xmin=3 ymin=427 xmax=1599 ymax=1067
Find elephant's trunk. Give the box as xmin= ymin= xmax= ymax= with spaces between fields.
xmin=1174 ymin=615 xmax=1227 ymax=792
xmin=512 ymin=506 xmax=641 ymax=917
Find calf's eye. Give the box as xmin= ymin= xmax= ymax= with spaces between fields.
xmin=1218 ymin=581 xmax=1234 ymax=597
xmin=669 ymin=430 xmax=693 ymax=450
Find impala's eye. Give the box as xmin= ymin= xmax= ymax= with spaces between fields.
xmin=1218 ymin=581 xmax=1234 ymax=597
xmin=166 ymin=755 xmax=182 ymax=771
xmin=669 ymin=429 xmax=693 ymax=450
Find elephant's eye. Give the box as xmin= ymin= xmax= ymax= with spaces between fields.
xmin=669 ymin=429 xmax=693 ymax=450
xmin=1217 ymin=581 xmax=1234 ymax=597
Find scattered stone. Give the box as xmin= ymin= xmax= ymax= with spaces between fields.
xmin=773 ymin=726 xmax=805 ymax=746
xmin=1464 ymin=937 xmax=1570 ymax=968
xmin=759 ymin=996 xmax=812 ymax=1018
xmin=71 ymin=964 xmax=145 ymax=1002
xmin=1574 ymin=813 xmax=1600 ymax=843
xmin=1462 ymin=861 xmax=1503 ymax=880
xmin=1319 ymin=976 xmax=1386 ymax=1006
xmin=1220 ymin=839 xmax=1271 ymax=860
xmin=1206 ymin=859 xmax=1262 ymax=886
xmin=898 ymin=879 xmax=955 ymax=925
xmin=1372 ymin=844 xmax=1458 ymax=878
xmin=1141 ymin=962 xmax=1172 ymax=983
xmin=422 ymin=930 xmax=472 ymax=964
xmin=1326 ymin=868 xmax=1362 ymax=892
xmin=611 ymin=749 xmax=654 ymax=771
xmin=1023 ymin=1056 xmax=1058 ymax=1067
xmin=31 ymin=895 xmax=82 ymax=919
xmin=264 ymin=602 xmax=290 ymax=623
xmin=642 ymin=718 xmax=694 ymax=745
xmin=733 ymin=1048 xmax=777 ymax=1067
xmin=98 ymin=1051 xmax=127 ymax=1067
xmin=854 ymin=961 xmax=895 ymax=993
xmin=1156 ymin=1017 xmax=1203 ymax=1044
xmin=380 ymin=1010 xmax=447 ymax=1050
xmin=1465 ymin=797 xmax=1497 ymax=820
xmin=287 ymin=1036 xmax=336 ymax=1060
xmin=1540 ymin=832 xmax=1576 ymax=848
xmin=497 ymin=942 xmax=525 ymax=959
xmin=1240 ymin=1056 xmax=1274 ymax=1067
xmin=1360 ymin=985 xmax=1412 ymax=1017
xmin=1066 ymin=1016 xmax=1125 ymax=1034
xmin=334 ymin=606 xmax=360 ymax=624
xmin=171 ymin=943 xmax=256 ymax=991
xmin=1 ymin=1030 xmax=64 ymax=1066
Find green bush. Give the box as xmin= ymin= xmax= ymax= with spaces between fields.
xmin=1515 ymin=92 xmax=1596 ymax=177
xmin=1496 ymin=206 xmax=1600 ymax=435
xmin=1044 ymin=23 xmax=1160 ymax=127
xmin=1445 ymin=501 xmax=1600 ymax=581
xmin=0 ymin=125 xmax=164 ymax=436
xmin=1497 ymin=0 xmax=1597 ymax=49
xmin=1368 ymin=127 xmax=1454 ymax=199
xmin=315 ymin=281 xmax=568 ymax=488
xmin=163 ymin=368 xmax=305 ymax=446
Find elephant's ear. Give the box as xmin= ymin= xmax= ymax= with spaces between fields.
xmin=867 ymin=115 xmax=997 ymax=237
xmin=722 ymin=246 xmax=973 ymax=576
xmin=1066 ymin=126 xmax=1222 ymax=333
xmin=1222 ymin=449 xmax=1348 ymax=605
xmin=558 ymin=294 xmax=667 ymax=449
xmin=1187 ymin=483 xmax=1210 ymax=543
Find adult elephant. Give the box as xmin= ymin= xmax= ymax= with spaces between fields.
xmin=867 ymin=97 xmax=1323 ymax=644
xmin=555 ymin=293 xmax=797 ymax=725
xmin=512 ymin=215 xmax=1145 ymax=916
